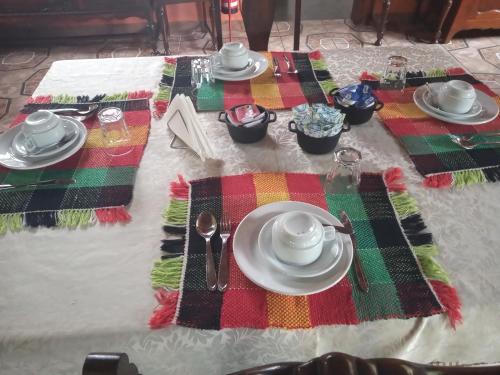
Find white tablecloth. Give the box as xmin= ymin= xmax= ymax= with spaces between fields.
xmin=1 ymin=46 xmax=499 ymax=374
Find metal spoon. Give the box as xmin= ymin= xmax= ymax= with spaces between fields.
xmin=45 ymin=104 xmax=99 ymax=117
xmin=450 ymin=134 xmax=500 ymax=150
xmin=196 ymin=211 xmax=218 ymax=291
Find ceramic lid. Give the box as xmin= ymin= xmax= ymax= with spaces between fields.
xmin=273 ymin=211 xmax=323 ymax=249
xmin=220 ymin=42 xmax=248 ymax=57
xmin=443 ymin=80 xmax=476 ymax=99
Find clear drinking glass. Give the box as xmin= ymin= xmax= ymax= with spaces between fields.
xmin=381 ymin=55 xmax=408 ymax=91
xmin=323 ymin=147 xmax=362 ymax=194
xmin=191 ymin=57 xmax=214 ymax=89
xmin=97 ymin=107 xmax=133 ymax=156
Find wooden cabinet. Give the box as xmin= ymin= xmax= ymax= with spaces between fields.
xmin=441 ymin=0 xmax=500 ymax=43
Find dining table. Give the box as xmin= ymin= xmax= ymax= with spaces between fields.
xmin=1 ymin=45 xmax=500 ymax=375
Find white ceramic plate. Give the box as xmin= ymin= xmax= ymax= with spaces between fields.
xmin=233 ymin=201 xmax=353 ymax=296
xmin=0 ymin=117 xmax=87 ymax=170
xmin=413 ymin=83 xmax=499 ymax=126
xmin=422 ymin=85 xmax=482 ymax=119
xmin=212 ymin=51 xmax=269 ymax=82
xmin=258 ymin=216 xmax=343 ymax=279
xmin=11 ymin=117 xmax=81 ymax=160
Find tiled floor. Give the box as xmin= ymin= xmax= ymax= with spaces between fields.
xmin=1 ymin=19 xmax=500 ymax=130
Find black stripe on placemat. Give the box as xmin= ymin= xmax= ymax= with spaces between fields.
xmin=22 ymin=99 xmax=150 ymax=114
xmin=170 ymin=56 xmax=197 ymax=107
xmin=410 ymin=154 xmax=449 ymax=176
xmin=293 ymin=52 xmax=329 ymax=105
xmin=359 ymin=174 xmax=442 ymax=316
xmin=177 ymin=177 xmax=223 ymax=329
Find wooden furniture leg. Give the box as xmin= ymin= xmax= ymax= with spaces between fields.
xmin=375 ymin=0 xmax=391 ymax=46
xmin=433 ymin=0 xmax=453 ymax=43
xmin=242 ymin=0 xmax=277 ymax=51
xmin=157 ymin=3 xmax=170 ymax=54
xmin=293 ymin=0 xmax=302 ymax=50
xmin=213 ymin=0 xmax=223 ymax=49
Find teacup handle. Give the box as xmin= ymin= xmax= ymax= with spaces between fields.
xmin=324 ymin=226 xmax=336 ymax=242
xmin=24 ymin=134 xmax=38 ymax=153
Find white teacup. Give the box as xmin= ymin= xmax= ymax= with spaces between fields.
xmin=21 ymin=110 xmax=66 ymax=153
xmin=437 ymin=80 xmax=477 ymax=114
xmin=220 ymin=42 xmax=249 ymax=71
xmin=271 ymin=211 xmax=336 ymax=266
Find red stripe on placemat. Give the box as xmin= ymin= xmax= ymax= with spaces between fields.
xmin=223 ymin=80 xmax=254 ymax=109
xmin=308 ymin=277 xmax=359 ymax=325
xmin=274 ymin=52 xmax=309 ymax=108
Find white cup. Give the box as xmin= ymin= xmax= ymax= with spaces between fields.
xmin=21 ymin=110 xmax=66 ymax=153
xmin=437 ymin=80 xmax=477 ymax=114
xmin=220 ymin=42 xmax=249 ymax=70
xmin=271 ymin=211 xmax=336 ymax=266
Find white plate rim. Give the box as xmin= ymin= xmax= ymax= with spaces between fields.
xmin=413 ymin=84 xmax=499 ymax=126
xmin=0 ymin=117 xmax=88 ymax=170
xmin=212 ymin=51 xmax=269 ymax=82
xmin=258 ymin=216 xmax=344 ymax=279
xmin=421 ymin=86 xmax=482 ymax=119
xmin=233 ymin=201 xmax=354 ymax=296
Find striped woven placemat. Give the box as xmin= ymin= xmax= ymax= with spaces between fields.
xmin=149 ymin=170 xmax=460 ymax=330
xmin=361 ymin=68 xmax=500 ymax=188
xmin=0 ymin=91 xmax=152 ymax=234
xmin=153 ymin=51 xmax=336 ymax=116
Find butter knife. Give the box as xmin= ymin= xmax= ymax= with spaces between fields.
xmin=0 ymin=178 xmax=76 ymax=190
xmin=283 ymin=55 xmax=298 ymax=74
xmin=272 ymin=57 xmax=281 ymax=78
xmin=339 ymin=210 xmax=369 ymax=293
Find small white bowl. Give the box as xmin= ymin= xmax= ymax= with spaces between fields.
xmin=21 ymin=110 xmax=66 ymax=153
xmin=438 ymin=80 xmax=477 ymax=114
xmin=220 ymin=42 xmax=249 ymax=71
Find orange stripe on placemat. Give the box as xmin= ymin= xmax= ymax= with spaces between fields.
xmin=273 ymin=52 xmax=309 ymax=108
xmin=253 ymin=173 xmax=290 ymax=206
xmin=266 ymin=293 xmax=312 ymax=328
xmin=379 ymin=103 xmax=428 ymax=120
xmin=85 ymin=126 xmax=149 ymax=148
xmin=250 ymin=52 xmax=285 ymax=110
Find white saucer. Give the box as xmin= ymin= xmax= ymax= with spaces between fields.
xmin=212 ymin=51 xmax=269 ymax=82
xmin=0 ymin=117 xmax=87 ymax=170
xmin=258 ymin=216 xmax=343 ymax=279
xmin=413 ymin=83 xmax=499 ymax=126
xmin=422 ymin=87 xmax=482 ymax=119
xmin=11 ymin=117 xmax=80 ymax=160
xmin=233 ymin=201 xmax=353 ymax=296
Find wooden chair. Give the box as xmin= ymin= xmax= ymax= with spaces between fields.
xmin=375 ymin=0 xmax=454 ymax=46
xmin=82 ymin=351 xmax=500 ymax=375
xmin=152 ymin=0 xmax=222 ymax=54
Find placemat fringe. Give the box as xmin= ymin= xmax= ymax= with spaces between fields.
xmin=0 ymin=206 xmax=131 ymax=234
xmin=383 ymin=168 xmax=460 ymax=327
xmin=149 ymin=289 xmax=179 ymax=329
xmin=27 ymin=91 xmax=152 ymax=105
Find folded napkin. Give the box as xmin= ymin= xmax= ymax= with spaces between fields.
xmin=153 ymin=51 xmax=336 ymax=117
xmin=149 ymin=170 xmax=460 ymax=330
xmin=164 ymin=94 xmax=216 ymax=161
xmin=361 ymin=68 xmax=500 ymax=188
xmin=0 ymin=91 xmax=152 ymax=234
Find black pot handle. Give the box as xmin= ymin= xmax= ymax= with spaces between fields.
xmin=218 ymin=111 xmax=226 ymax=123
xmin=374 ymin=100 xmax=384 ymax=111
xmin=288 ymin=121 xmax=298 ymax=133
xmin=328 ymin=88 xmax=340 ymax=97
xmin=341 ymin=122 xmax=351 ymax=133
xmin=268 ymin=111 xmax=277 ymax=123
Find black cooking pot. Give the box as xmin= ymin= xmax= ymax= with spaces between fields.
xmin=218 ymin=105 xmax=277 ymax=143
xmin=288 ymin=121 xmax=350 ymax=154
xmin=329 ymin=88 xmax=384 ymax=125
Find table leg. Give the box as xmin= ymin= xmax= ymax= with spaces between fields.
xmin=157 ymin=3 xmax=170 ymax=55
xmin=375 ymin=0 xmax=391 ymax=46
xmin=146 ymin=1 xmax=159 ymax=54
xmin=433 ymin=0 xmax=453 ymax=44
xmin=242 ymin=0 xmax=277 ymax=51
xmin=293 ymin=0 xmax=302 ymax=51
xmin=213 ymin=0 xmax=223 ymax=50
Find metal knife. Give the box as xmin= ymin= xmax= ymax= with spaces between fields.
xmin=339 ymin=210 xmax=369 ymax=293
xmin=0 ymin=178 xmax=76 ymax=190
